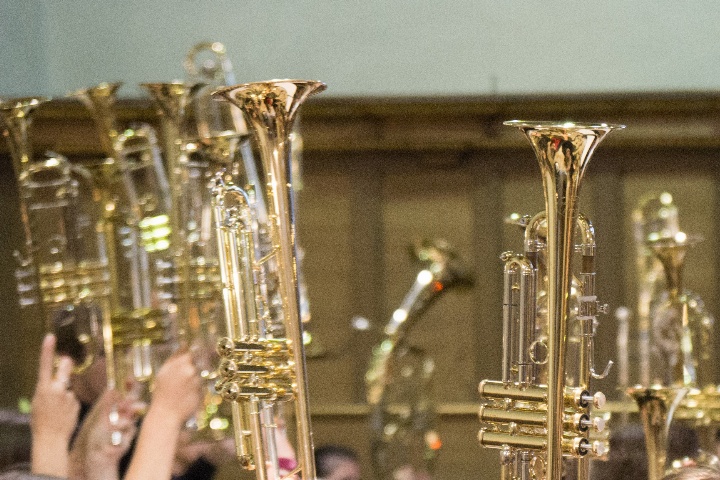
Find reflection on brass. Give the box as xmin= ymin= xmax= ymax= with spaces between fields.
xmin=478 ymin=121 xmax=623 ymax=480
xmin=1 ymin=97 xmax=108 ymax=374
xmin=628 ymin=228 xmax=718 ymax=480
xmin=71 ymin=83 xmax=173 ymax=394
xmin=212 ymin=80 xmax=326 ymax=480
xmin=632 ymin=192 xmax=680 ymax=388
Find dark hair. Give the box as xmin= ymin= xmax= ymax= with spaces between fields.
xmin=663 ymin=467 xmax=720 ymax=480
xmin=315 ymin=444 xmax=359 ymax=478
xmin=590 ymin=424 xmax=704 ymax=480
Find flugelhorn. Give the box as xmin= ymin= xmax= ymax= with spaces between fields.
xmin=478 ymin=121 xmax=623 ymax=480
xmin=366 ymin=239 xmax=473 ymax=480
xmin=212 ymin=79 xmax=326 ymax=480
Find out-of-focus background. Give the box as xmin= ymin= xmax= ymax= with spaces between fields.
xmin=2 ymin=2 xmax=720 ymax=479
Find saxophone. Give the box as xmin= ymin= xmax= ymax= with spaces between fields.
xmin=366 ymin=239 xmax=473 ymax=480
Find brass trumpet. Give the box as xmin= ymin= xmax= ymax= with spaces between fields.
xmin=1 ymin=97 xmax=109 ymax=373
xmin=142 ymin=80 xmax=236 ymax=438
xmin=633 ymin=192 xmax=680 ymax=388
xmin=183 ymin=41 xmax=321 ymax=358
xmin=212 ymin=79 xmax=325 ymax=480
xmin=628 ymin=230 xmax=717 ymax=480
xmin=478 ymin=121 xmax=623 ymax=480
xmin=71 ymin=83 xmax=173 ymax=394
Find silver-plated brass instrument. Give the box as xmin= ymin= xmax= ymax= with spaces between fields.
xmin=478 ymin=121 xmax=623 ymax=480
xmin=367 ymin=239 xmax=472 ymax=480
xmin=212 ymin=79 xmax=326 ymax=480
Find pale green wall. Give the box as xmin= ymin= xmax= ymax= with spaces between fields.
xmin=0 ymin=1 xmax=49 ymax=96
xmin=1 ymin=0 xmax=720 ymax=97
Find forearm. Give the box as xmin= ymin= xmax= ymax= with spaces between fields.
xmin=31 ymin=433 xmax=69 ymax=478
xmin=124 ymin=406 xmax=183 ymax=480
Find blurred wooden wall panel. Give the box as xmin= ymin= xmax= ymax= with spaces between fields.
xmin=3 ymin=93 xmax=720 ymax=478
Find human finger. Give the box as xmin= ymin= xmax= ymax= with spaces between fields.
xmin=37 ymin=334 xmax=56 ymax=384
xmin=55 ymin=356 xmax=74 ymax=388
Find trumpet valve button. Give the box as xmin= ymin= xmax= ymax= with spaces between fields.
xmin=581 ymin=391 xmax=606 ymax=409
xmin=592 ymin=440 xmax=607 ymax=457
xmin=217 ymin=337 xmax=234 ymax=357
xmin=593 ymin=392 xmax=606 ymax=409
xmin=593 ymin=416 xmax=606 ymax=432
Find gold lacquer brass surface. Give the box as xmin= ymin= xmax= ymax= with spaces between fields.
xmin=211 ymin=79 xmax=325 ymax=480
xmin=479 ymin=120 xmax=623 ymax=480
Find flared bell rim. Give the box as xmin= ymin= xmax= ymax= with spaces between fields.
xmin=504 ymin=120 xmax=626 ymax=131
xmin=627 ymin=384 xmax=700 ymax=399
xmin=0 ymin=96 xmax=51 ymax=112
xmin=646 ymin=231 xmax=704 ymax=249
xmin=212 ymin=79 xmax=327 ymax=99
xmin=140 ymin=81 xmax=206 ymax=97
xmin=68 ymin=81 xmax=124 ymax=98
xmin=140 ymin=80 xmax=195 ymax=89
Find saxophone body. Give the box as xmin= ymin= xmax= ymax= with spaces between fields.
xmin=366 ymin=240 xmax=472 ymax=479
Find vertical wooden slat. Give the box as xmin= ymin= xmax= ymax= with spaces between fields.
xmin=347 ymin=155 xmax=385 ymax=402
xmin=470 ymin=153 xmax=505 ymax=384
xmin=0 ymin=154 xmax=33 ymax=409
xmin=587 ymin=155 xmax=626 ymax=398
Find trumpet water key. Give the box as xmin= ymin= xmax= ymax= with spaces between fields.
xmin=478 ymin=121 xmax=623 ymax=480
xmin=212 ymin=79 xmax=326 ymax=480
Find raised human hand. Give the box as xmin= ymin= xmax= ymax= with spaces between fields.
xmin=69 ymin=388 xmax=143 ymax=480
xmin=150 ymin=349 xmax=202 ymax=427
xmin=31 ymin=333 xmax=81 ymax=477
